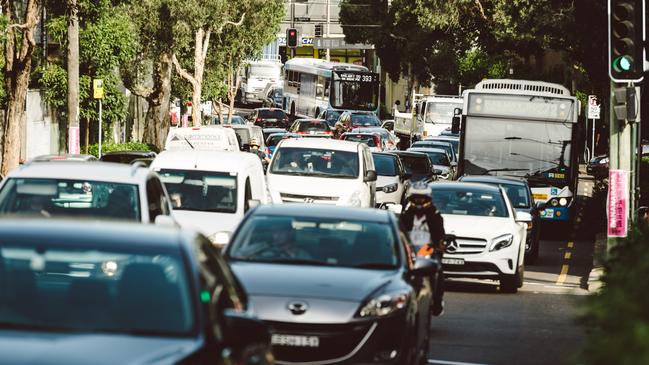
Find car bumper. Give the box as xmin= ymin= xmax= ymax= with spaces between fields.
xmin=376 ymin=190 xmax=401 ymax=205
xmin=268 ymin=313 xmax=414 ymax=365
xmin=443 ymin=243 xmax=521 ymax=278
xmin=539 ymin=206 xmax=570 ymax=221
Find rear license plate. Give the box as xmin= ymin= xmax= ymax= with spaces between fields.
xmin=271 ymin=334 xmax=320 ymax=348
xmin=442 ymin=258 xmax=464 ymax=265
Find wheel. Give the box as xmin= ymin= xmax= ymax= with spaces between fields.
xmin=525 ymin=229 xmax=541 ymax=264
xmin=500 ymin=264 xmax=523 ymax=293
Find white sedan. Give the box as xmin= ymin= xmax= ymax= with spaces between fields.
xmin=429 ymin=182 xmax=532 ymax=293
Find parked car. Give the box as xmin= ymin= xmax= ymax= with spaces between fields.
xmin=338 ymin=110 xmax=381 ymax=128
xmin=30 ymin=154 xmax=97 ymax=162
xmin=372 ymin=152 xmax=410 ymax=209
xmin=407 ymin=147 xmax=455 ymax=180
xmin=100 ymin=151 xmax=157 ymax=165
xmin=587 ymin=155 xmax=609 ymax=179
xmin=390 ymin=151 xmax=436 ymax=183
xmin=0 ymin=219 xmax=273 ymax=365
xmin=429 ymin=182 xmax=531 ymax=293
xmin=267 ymin=138 xmax=377 ymax=207
xmin=225 ymin=204 xmax=437 ymax=365
xmin=341 ymin=132 xmax=382 ymax=152
xmin=288 ymin=118 xmax=332 ymax=137
xmin=0 ymin=161 xmax=174 ymax=224
xmin=250 ymin=108 xmax=290 ymax=129
xmin=458 ymin=175 xmax=545 ymax=263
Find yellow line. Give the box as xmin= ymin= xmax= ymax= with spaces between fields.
xmin=557 ymin=264 xmax=569 ymax=285
xmin=564 ymin=252 xmax=572 ymax=260
xmin=567 ymin=241 xmax=574 ymax=248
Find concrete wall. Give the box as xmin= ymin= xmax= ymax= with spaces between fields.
xmin=24 ymin=90 xmax=59 ymax=160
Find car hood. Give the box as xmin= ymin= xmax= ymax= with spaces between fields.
xmin=267 ymin=174 xmax=359 ymax=198
xmin=0 ymin=331 xmax=200 ymax=365
xmin=173 ymin=210 xmax=241 ymax=236
xmin=441 ymin=214 xmax=515 ymax=240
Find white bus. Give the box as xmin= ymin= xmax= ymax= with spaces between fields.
xmin=240 ymin=55 xmax=283 ymax=105
xmin=282 ymin=58 xmax=379 ymax=119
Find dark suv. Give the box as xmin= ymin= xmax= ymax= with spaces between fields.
xmin=250 ymin=108 xmax=290 ymax=128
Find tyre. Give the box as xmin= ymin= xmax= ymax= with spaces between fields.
xmin=500 ymin=264 xmax=523 ymax=293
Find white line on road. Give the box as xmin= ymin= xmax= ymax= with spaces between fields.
xmin=429 ymin=360 xmax=491 ymax=365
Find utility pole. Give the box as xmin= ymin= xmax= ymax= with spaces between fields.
xmin=290 ymin=0 xmax=295 ymax=59
xmin=67 ymin=0 xmax=80 ymax=154
xmin=325 ymin=0 xmax=330 ymax=61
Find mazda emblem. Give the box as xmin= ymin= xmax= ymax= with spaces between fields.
xmin=287 ymin=301 xmax=309 ymax=315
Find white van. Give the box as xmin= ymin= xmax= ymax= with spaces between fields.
xmin=164 ymin=126 xmax=239 ymax=152
xmin=151 ymin=150 xmax=268 ymax=242
xmin=267 ymin=138 xmax=377 ymax=207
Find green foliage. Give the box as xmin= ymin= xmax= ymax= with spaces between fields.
xmin=580 ymin=223 xmax=649 ymax=365
xmin=38 ymin=63 xmax=68 ymax=108
xmin=0 ymin=15 xmax=8 ymax=109
xmin=87 ymin=141 xmax=152 ymax=157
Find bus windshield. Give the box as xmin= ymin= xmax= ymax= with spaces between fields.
xmin=330 ymin=71 xmax=378 ymax=111
xmin=463 ymin=117 xmax=572 ymax=183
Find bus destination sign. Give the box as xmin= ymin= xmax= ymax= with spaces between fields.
xmin=467 ymin=93 xmax=576 ymax=123
xmin=333 ymin=71 xmax=378 ymax=83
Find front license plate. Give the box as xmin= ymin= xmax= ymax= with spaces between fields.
xmin=543 ymin=209 xmax=554 ymax=218
xmin=442 ymin=258 xmax=464 ymax=265
xmin=271 ymin=334 xmax=320 ymax=348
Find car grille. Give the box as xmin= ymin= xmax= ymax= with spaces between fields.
xmin=280 ymin=193 xmax=339 ymax=204
xmin=266 ymin=321 xmax=376 ymax=364
xmin=445 ymin=237 xmax=488 ymax=255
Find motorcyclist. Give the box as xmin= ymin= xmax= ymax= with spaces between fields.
xmin=399 ymin=182 xmax=446 ymax=316
xmin=249 ymin=138 xmax=271 ymax=165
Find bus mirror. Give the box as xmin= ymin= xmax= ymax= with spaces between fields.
xmin=451 ymin=117 xmax=460 ymax=135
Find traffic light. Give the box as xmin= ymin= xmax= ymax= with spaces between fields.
xmin=287 ymin=28 xmax=298 ymax=48
xmin=608 ymin=0 xmax=645 ymax=82
xmin=314 ymin=24 xmax=323 ymax=38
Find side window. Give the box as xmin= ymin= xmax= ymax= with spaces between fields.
xmin=146 ymin=177 xmax=168 ymax=222
xmin=244 ymin=178 xmax=252 ymax=212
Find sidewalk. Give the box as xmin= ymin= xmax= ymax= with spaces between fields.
xmin=587 ymin=232 xmax=607 ymax=292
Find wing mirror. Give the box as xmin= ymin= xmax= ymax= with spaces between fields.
xmin=451 ymin=107 xmax=462 ymax=135
xmin=411 ymin=257 xmax=440 ymax=277
xmin=364 ymin=170 xmax=377 ymax=182
xmin=515 ymin=211 xmax=533 ymax=223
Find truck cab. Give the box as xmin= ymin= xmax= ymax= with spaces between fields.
xmin=393 ymin=95 xmax=463 ymax=148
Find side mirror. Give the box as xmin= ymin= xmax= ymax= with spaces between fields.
xmin=534 ymin=201 xmax=547 ymax=212
xmin=222 ymin=309 xmax=271 ymax=355
xmin=411 ymin=257 xmax=440 ymax=277
xmin=154 ymin=215 xmax=177 ymax=228
xmin=248 ymin=199 xmax=261 ymax=210
xmin=515 ymin=211 xmax=533 ymax=223
xmin=364 ymin=170 xmax=377 ymax=182
xmin=451 ymin=107 xmax=462 ymax=135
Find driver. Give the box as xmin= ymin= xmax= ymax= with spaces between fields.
xmin=270 ymin=228 xmax=312 ymax=260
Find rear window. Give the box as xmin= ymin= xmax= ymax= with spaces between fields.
xmin=258 ymin=110 xmax=287 ymax=119
xmin=351 ymin=114 xmax=380 ymax=127
xmin=398 ymin=155 xmax=430 ymax=175
xmin=298 ymin=121 xmax=328 ymax=132
xmin=432 ymin=187 xmax=508 ymax=217
xmin=344 ymin=134 xmax=378 ymax=147
xmin=373 ymin=155 xmax=397 ymax=176
xmin=267 ymin=134 xmax=287 ymax=147
xmin=502 ymin=184 xmax=530 ymax=208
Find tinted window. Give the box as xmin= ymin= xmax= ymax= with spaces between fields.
xmin=410 ymin=150 xmax=449 ymax=166
xmin=373 ymin=155 xmax=398 ymax=176
xmin=258 ymin=110 xmax=287 ymax=119
xmin=398 ymin=155 xmax=430 ymax=175
xmin=412 ymin=141 xmax=454 ymax=160
xmin=0 ymin=243 xmax=194 ymax=335
xmin=228 ymin=215 xmax=398 ymax=268
xmin=502 ymin=184 xmax=530 ymax=208
xmin=0 ymin=178 xmax=140 ymax=221
xmin=432 ymin=187 xmax=508 ymax=217
xmin=324 ymin=110 xmax=342 ymax=126
xmin=159 ymin=170 xmax=237 ymax=213
xmin=297 ymin=121 xmax=328 ymax=132
xmin=267 ymin=134 xmax=288 ymax=147
xmin=270 ymin=147 xmax=359 ymax=179
xmin=344 ymin=134 xmax=378 ymax=147
xmin=146 ymin=178 xmax=167 ymax=222
xmin=234 ymin=129 xmax=251 ymax=146
xmin=350 ymin=113 xmax=381 ymax=127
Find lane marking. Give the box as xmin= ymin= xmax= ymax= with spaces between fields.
xmin=556 ymin=264 xmax=569 ymax=285
xmin=564 ymin=252 xmax=572 ymax=259
xmin=429 ymin=360 xmax=491 ymax=365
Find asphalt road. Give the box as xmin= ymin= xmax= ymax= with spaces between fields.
xmin=427 ymin=177 xmax=596 ymax=365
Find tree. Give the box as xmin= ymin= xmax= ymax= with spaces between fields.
xmin=1 ymin=0 xmax=42 ymax=175
xmin=67 ymin=0 xmax=80 ymax=153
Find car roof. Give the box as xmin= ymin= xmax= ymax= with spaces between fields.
xmin=408 ymin=147 xmax=447 ymax=154
xmin=390 ymin=151 xmax=428 ymax=158
xmin=431 ymin=181 xmax=504 ymax=193
xmin=415 ymin=140 xmax=452 ymax=146
xmin=8 ymin=161 xmax=150 ymax=184
xmin=263 ymin=128 xmax=287 ymax=132
xmin=252 ymin=204 xmax=391 ymax=223
xmin=343 ymin=132 xmax=377 ymax=136
xmin=0 ymin=219 xmax=191 ymax=250
xmin=372 ymin=152 xmax=398 ymax=159
xmin=102 ymin=151 xmax=156 ymax=157
xmin=278 ymin=137 xmax=360 ymax=152
xmin=151 ymin=150 xmax=260 ymax=172
xmin=425 ymin=136 xmax=458 ymax=141
xmin=256 ymin=108 xmax=286 ymax=112
xmin=459 ymin=175 xmax=528 ymax=186
xmin=31 ymin=154 xmax=97 ymax=161
xmin=295 ymin=118 xmax=326 ymax=123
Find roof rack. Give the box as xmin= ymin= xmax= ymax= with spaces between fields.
xmin=475 ymin=79 xmax=570 ymax=96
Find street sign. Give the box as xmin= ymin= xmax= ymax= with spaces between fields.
xmin=93 ymin=79 xmax=104 ymax=99
xmin=608 ymin=169 xmax=629 ymax=237
xmin=68 ymin=126 xmax=80 ymax=154
xmin=293 ymin=16 xmax=311 ymax=22
xmin=588 ymin=95 xmax=600 ymax=120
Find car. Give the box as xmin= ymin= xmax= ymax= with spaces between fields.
xmin=458 ymin=175 xmax=545 ymax=263
xmin=265 ymin=132 xmax=299 ymax=159
xmin=230 ymin=124 xmax=266 ymax=152
xmin=411 ymin=139 xmax=457 ymax=163
xmin=381 ymin=120 xmax=395 ymax=131
xmin=288 ymin=118 xmax=333 ymax=137
xmin=351 ymin=127 xmax=399 ymax=150
xmin=0 ymin=219 xmax=273 ymax=365
xmin=224 ymin=204 xmax=437 ymax=365
xmin=587 ymin=155 xmax=609 ymax=179
xmin=423 ymin=135 xmax=459 ymax=156
xmin=0 ymin=161 xmax=175 ymax=224
xmin=341 ymin=132 xmax=382 ymax=152
xmin=262 ymin=127 xmax=287 ymax=142
xmin=267 ymin=138 xmax=377 ymax=207
xmin=429 ymin=182 xmax=532 ymax=293
xmin=390 ymin=151 xmax=436 ymax=183
xmin=372 ymin=152 xmax=410 ymax=209
xmin=211 ymin=114 xmax=247 ymax=126
xmin=99 ymin=151 xmax=157 ymax=165
xmin=30 ymin=154 xmax=98 ymax=162
xmin=317 ymin=108 xmax=344 ymax=129
xmin=407 ymin=147 xmax=455 ymax=180
xmin=338 ymin=110 xmax=381 ymax=128
xmin=165 ymin=126 xmax=240 ymax=152
xmin=250 ymin=108 xmax=290 ymax=129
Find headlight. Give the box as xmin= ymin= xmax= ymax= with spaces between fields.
xmin=599 ymin=157 xmax=609 ymax=164
xmin=208 ymin=231 xmax=231 ymax=247
xmin=358 ymin=291 xmax=409 ymax=318
xmin=550 ymin=199 xmax=559 ymax=207
xmin=559 ymin=198 xmax=568 ymax=206
xmin=490 ymin=233 xmax=514 ymax=251
xmin=382 ymin=183 xmax=398 ymax=194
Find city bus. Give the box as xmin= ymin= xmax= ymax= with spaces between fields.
xmin=457 ymin=79 xmax=580 ymax=222
xmin=282 ymin=58 xmax=379 ymax=119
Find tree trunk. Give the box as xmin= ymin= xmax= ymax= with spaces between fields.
xmin=1 ymin=69 xmax=30 ymax=175
xmin=143 ymin=51 xmax=173 ymax=150
xmin=67 ymin=0 xmax=80 ymax=153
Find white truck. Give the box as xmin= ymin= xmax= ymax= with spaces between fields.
xmin=393 ymin=95 xmax=463 ymax=148
xmin=239 ymin=55 xmax=283 ymax=105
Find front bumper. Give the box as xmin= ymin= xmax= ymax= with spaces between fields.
xmin=539 ymin=206 xmax=570 ymax=221
xmin=443 ymin=240 xmax=521 ymax=279
xmin=376 ymin=190 xmax=401 ymax=205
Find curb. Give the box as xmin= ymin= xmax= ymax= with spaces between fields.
xmin=587 ymin=232 xmax=607 ymax=292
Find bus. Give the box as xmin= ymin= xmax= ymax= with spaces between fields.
xmin=457 ymin=79 xmax=580 ymax=222
xmin=282 ymin=58 xmax=379 ymax=119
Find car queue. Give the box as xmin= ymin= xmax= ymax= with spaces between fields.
xmin=0 ymin=105 xmax=547 ymax=365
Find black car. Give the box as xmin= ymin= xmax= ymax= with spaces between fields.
xmin=458 ymin=175 xmax=545 ymax=263
xmin=586 ymin=155 xmax=609 ymax=179
xmin=411 ymin=140 xmax=457 ymax=163
xmin=390 ymin=150 xmax=437 ymax=183
xmin=0 ymin=220 xmax=273 ymax=365
xmin=250 ymin=108 xmax=290 ymax=129
xmin=225 ymin=204 xmax=437 ymax=365
xmin=99 ymin=151 xmax=157 ymax=165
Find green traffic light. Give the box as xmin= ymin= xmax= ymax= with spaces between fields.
xmin=613 ymin=55 xmax=633 ymax=72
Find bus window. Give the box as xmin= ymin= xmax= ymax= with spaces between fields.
xmin=324 ymin=79 xmax=330 ymax=98
xmin=316 ymin=76 xmax=325 ymax=99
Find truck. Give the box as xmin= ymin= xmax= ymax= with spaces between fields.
xmin=239 ymin=55 xmax=283 ymax=105
xmin=393 ymin=94 xmax=463 ymax=149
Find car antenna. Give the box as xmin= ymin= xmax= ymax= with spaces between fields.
xmin=183 ymin=136 xmax=195 ymax=150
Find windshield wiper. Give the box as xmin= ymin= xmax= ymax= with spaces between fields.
xmin=264 ymin=258 xmax=334 ymax=266
xmin=352 ymin=263 xmax=397 ymax=270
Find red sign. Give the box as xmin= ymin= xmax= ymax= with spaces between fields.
xmin=68 ymin=126 xmax=80 ymax=155
xmin=607 ymin=169 xmax=629 ymax=237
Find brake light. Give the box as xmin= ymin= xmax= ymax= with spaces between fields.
xmin=192 ymin=127 xmax=200 ymax=130
xmin=256 ymin=118 xmax=262 ymax=123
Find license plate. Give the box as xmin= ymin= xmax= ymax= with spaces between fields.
xmin=543 ymin=209 xmax=554 ymax=218
xmin=442 ymin=258 xmax=464 ymax=265
xmin=271 ymin=334 xmax=320 ymax=348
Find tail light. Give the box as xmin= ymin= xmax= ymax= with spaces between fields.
xmin=256 ymin=118 xmax=262 ymax=123
xmin=266 ymin=147 xmax=271 ymax=155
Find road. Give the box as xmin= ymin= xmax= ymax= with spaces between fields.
xmin=427 ymin=177 xmax=596 ymax=365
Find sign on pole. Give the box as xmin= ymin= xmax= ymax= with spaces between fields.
xmin=608 ymin=169 xmax=629 ymax=237
xmin=93 ymin=79 xmax=104 ymax=99
xmin=68 ymin=126 xmax=80 ymax=154
xmin=588 ymin=95 xmax=601 ymax=119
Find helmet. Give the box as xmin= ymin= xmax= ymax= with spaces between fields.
xmin=407 ymin=181 xmax=432 ymax=210
xmin=249 ymin=138 xmax=259 ymax=147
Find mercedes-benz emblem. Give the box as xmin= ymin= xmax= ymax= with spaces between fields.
xmin=303 ymin=197 xmax=315 ymax=204
xmin=287 ymin=301 xmax=309 ymax=315
xmin=446 ymin=239 xmax=459 ymax=253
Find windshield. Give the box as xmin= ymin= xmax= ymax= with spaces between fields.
xmin=158 ymin=170 xmax=237 ymax=213
xmin=330 ymin=72 xmax=379 ymax=111
xmin=373 ymin=155 xmax=397 ymax=176
xmin=411 ymin=150 xmax=449 ymax=166
xmin=344 ymin=134 xmax=378 ymax=147
xmin=432 ymin=186 xmax=509 ymax=217
xmin=463 ymin=117 xmax=572 ymax=182
xmin=270 ymin=147 xmax=359 ymax=179
xmin=297 ymin=121 xmax=328 ymax=132
xmin=425 ymin=102 xmax=458 ymax=124
xmin=0 ymin=179 xmax=140 ymax=221
xmin=233 ymin=129 xmax=251 ymax=147
xmin=0 ymin=243 xmax=194 ymax=335
xmin=228 ymin=216 xmax=399 ymax=268
xmin=398 ymin=155 xmax=430 ymax=176
xmin=258 ymin=110 xmax=287 ymax=119
xmin=250 ymin=65 xmax=280 ymax=78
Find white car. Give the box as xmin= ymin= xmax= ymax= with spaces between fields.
xmin=267 ymin=138 xmax=377 ymax=207
xmin=150 ymin=150 xmax=268 ymax=244
xmin=372 ymin=152 xmax=410 ymax=208
xmin=429 ymin=182 xmax=532 ymax=293
xmin=164 ymin=126 xmax=240 ymax=152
